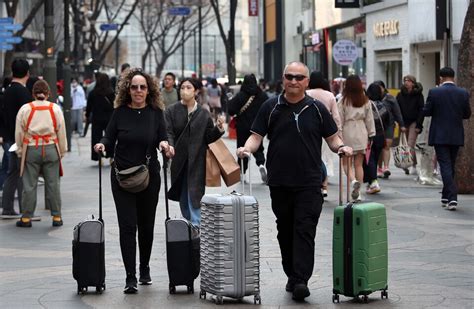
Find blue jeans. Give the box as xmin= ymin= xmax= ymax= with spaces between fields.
xmin=179 ymin=172 xmax=201 ymax=227
xmin=0 ymin=142 xmax=10 ymax=189
xmin=434 ymin=145 xmax=459 ymax=203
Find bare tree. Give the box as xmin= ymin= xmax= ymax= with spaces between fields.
xmin=2 ymin=0 xmax=44 ymax=76
xmin=455 ymin=0 xmax=474 ymax=193
xmin=209 ymin=0 xmax=237 ymax=85
xmin=135 ymin=0 xmax=213 ymax=78
xmin=84 ymin=0 xmax=140 ymax=66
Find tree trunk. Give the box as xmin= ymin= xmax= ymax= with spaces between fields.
xmin=455 ymin=0 xmax=474 ymax=193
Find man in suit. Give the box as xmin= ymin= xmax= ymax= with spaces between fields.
xmin=423 ymin=67 xmax=471 ymax=211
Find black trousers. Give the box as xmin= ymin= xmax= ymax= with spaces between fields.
xmin=269 ymin=186 xmax=323 ymax=284
xmin=111 ymin=163 xmax=161 ymax=275
xmin=434 ymin=145 xmax=460 ymax=203
xmin=91 ymin=120 xmax=114 ymax=161
xmin=363 ymin=135 xmax=385 ymax=184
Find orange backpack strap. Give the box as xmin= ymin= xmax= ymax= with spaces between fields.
xmin=25 ymin=102 xmax=36 ymax=132
xmin=48 ymin=103 xmax=57 ymax=131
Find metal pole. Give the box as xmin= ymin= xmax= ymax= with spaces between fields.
xmin=115 ymin=36 xmax=119 ymax=75
xmin=63 ymin=0 xmax=73 ymax=151
xmin=44 ymin=0 xmax=57 ymax=101
xmin=194 ymin=29 xmax=197 ymax=75
xmin=198 ymin=3 xmax=202 ymax=80
xmin=181 ymin=16 xmax=185 ymax=80
xmin=213 ymin=35 xmax=216 ymax=77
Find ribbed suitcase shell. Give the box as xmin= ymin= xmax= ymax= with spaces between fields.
xmin=199 ymin=193 xmax=261 ymax=305
xmin=332 ymin=202 xmax=388 ymax=302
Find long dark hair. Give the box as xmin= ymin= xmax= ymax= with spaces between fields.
xmin=308 ymin=71 xmax=330 ymax=91
xmin=94 ymin=72 xmax=113 ymax=96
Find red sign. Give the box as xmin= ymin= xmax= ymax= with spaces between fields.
xmin=249 ymin=0 xmax=258 ymax=16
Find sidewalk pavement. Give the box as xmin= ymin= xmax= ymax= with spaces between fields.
xmin=0 ymin=133 xmax=473 ymax=308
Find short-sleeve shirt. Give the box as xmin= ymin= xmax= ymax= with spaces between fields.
xmin=251 ymin=94 xmax=338 ymax=187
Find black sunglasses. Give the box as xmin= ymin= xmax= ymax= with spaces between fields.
xmin=284 ymin=74 xmax=307 ymax=81
xmin=130 ymin=84 xmax=148 ymax=91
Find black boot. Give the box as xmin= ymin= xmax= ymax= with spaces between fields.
xmin=124 ymin=273 xmax=138 ymax=294
xmin=139 ymin=265 xmax=152 ymax=285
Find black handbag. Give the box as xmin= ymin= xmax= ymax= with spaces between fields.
xmin=114 ymin=110 xmax=155 ymax=193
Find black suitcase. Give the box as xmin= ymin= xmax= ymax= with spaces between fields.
xmin=163 ymin=155 xmax=200 ymax=294
xmin=72 ymin=157 xmax=106 ymax=294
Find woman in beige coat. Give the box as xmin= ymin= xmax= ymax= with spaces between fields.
xmin=338 ymin=75 xmax=375 ymax=202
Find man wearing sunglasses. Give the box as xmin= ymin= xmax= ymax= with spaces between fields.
xmin=237 ymin=61 xmax=352 ymax=302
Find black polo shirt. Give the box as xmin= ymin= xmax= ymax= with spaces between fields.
xmin=251 ymin=94 xmax=338 ymax=187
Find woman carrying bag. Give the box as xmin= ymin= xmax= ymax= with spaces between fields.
xmin=94 ymin=68 xmax=174 ymax=294
xmin=165 ymin=78 xmax=225 ymax=228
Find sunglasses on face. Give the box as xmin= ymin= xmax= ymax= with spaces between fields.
xmin=130 ymin=84 xmax=148 ymax=91
xmin=284 ymin=74 xmax=307 ymax=81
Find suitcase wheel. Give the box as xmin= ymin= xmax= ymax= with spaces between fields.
xmin=254 ymin=294 xmax=261 ymax=305
xmin=96 ymin=285 xmax=105 ymax=294
xmin=187 ymin=285 xmax=194 ymax=294
xmin=77 ymin=286 xmax=87 ymax=295
xmin=216 ymin=296 xmax=224 ymax=305
xmin=332 ymin=294 xmax=339 ymax=303
xmin=381 ymin=290 xmax=388 ymax=299
xmin=199 ymin=290 xmax=206 ymax=299
xmin=169 ymin=285 xmax=176 ymax=294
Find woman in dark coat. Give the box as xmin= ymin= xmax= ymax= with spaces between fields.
xmin=228 ymin=74 xmax=268 ymax=182
xmin=165 ymin=78 xmax=224 ymax=227
xmin=86 ymin=72 xmax=115 ymax=161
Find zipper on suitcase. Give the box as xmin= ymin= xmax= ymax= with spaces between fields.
xmin=343 ymin=203 xmax=354 ymax=296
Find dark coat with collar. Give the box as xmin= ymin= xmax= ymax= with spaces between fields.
xmin=165 ymin=102 xmax=224 ymax=208
xmin=423 ymin=83 xmax=471 ymax=146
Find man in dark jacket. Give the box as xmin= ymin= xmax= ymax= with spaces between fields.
xmin=1 ymin=59 xmax=32 ymax=218
xmin=397 ymin=75 xmax=425 ymax=175
xmin=423 ymin=67 xmax=471 ymax=211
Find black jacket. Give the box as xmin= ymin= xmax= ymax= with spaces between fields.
xmin=85 ymin=89 xmax=115 ymax=123
xmin=423 ymin=83 xmax=471 ymax=146
xmin=3 ymin=82 xmax=33 ymax=142
xmin=396 ymin=82 xmax=425 ymax=130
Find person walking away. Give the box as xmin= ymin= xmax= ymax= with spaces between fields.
xmin=161 ymin=72 xmax=179 ymax=109
xmin=1 ymin=59 xmax=32 ymax=219
xmin=423 ymin=67 xmax=471 ymax=211
xmin=237 ymin=62 xmax=353 ymax=302
xmin=165 ymin=78 xmax=225 ymax=227
xmin=338 ymin=75 xmax=376 ymax=202
xmin=71 ymin=78 xmax=87 ymax=136
xmin=228 ymin=74 xmax=268 ymax=183
xmin=373 ymin=80 xmax=405 ymax=178
xmin=0 ymin=77 xmax=12 ymax=192
xmin=364 ymin=83 xmax=394 ymax=194
xmin=86 ymin=72 xmax=115 ymax=163
xmin=14 ymin=80 xmax=67 ymax=227
xmin=396 ymin=75 xmax=424 ymax=175
xmin=94 ymin=68 xmax=174 ymax=294
xmin=207 ymin=79 xmax=221 ymax=120
xmin=306 ymin=71 xmax=342 ymax=196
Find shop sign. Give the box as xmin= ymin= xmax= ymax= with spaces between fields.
xmin=373 ymin=20 xmax=399 ymax=37
xmin=332 ymin=39 xmax=358 ymax=66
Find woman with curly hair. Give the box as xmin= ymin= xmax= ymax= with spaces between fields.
xmin=338 ymin=75 xmax=375 ymax=202
xmin=94 ymin=68 xmax=174 ymax=294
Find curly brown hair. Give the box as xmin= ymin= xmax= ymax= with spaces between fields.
xmin=114 ymin=68 xmax=164 ymax=110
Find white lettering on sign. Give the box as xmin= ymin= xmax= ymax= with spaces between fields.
xmin=249 ymin=0 xmax=258 ymax=16
xmin=332 ymin=40 xmax=358 ymax=66
xmin=373 ymin=20 xmax=399 ymax=37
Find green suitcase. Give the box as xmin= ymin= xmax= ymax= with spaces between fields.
xmin=332 ymin=157 xmax=388 ymax=303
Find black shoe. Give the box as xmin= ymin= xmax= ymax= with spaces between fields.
xmin=16 ymin=218 xmax=32 ymax=227
xmin=124 ymin=274 xmax=138 ymax=294
xmin=285 ymin=278 xmax=296 ymax=292
xmin=139 ymin=265 xmax=152 ymax=285
xmin=292 ymin=283 xmax=310 ymax=301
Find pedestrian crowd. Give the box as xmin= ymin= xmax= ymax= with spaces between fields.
xmin=0 ymin=58 xmax=470 ymax=301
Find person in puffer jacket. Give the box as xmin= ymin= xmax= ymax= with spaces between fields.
xmin=396 ymin=75 xmax=424 ymax=175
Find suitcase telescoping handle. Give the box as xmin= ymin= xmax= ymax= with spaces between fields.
xmin=240 ymin=152 xmax=252 ymax=196
xmin=338 ymin=154 xmax=351 ymax=206
xmin=98 ymin=151 xmax=104 ymax=223
xmin=162 ymin=152 xmax=170 ymax=221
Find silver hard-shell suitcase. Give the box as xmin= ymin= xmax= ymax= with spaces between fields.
xmin=199 ymin=155 xmax=261 ymax=305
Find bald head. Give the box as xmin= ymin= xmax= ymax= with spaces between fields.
xmin=283 ymin=62 xmax=310 ymax=78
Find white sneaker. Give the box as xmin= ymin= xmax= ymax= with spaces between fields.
xmin=353 ymin=192 xmax=363 ymax=202
xmin=259 ymin=165 xmax=267 ymax=183
xmin=447 ymin=201 xmax=457 ymax=211
xmin=409 ymin=166 xmax=418 ymax=175
xmin=366 ymin=180 xmax=381 ymax=194
xmin=351 ymin=180 xmax=361 ymax=201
